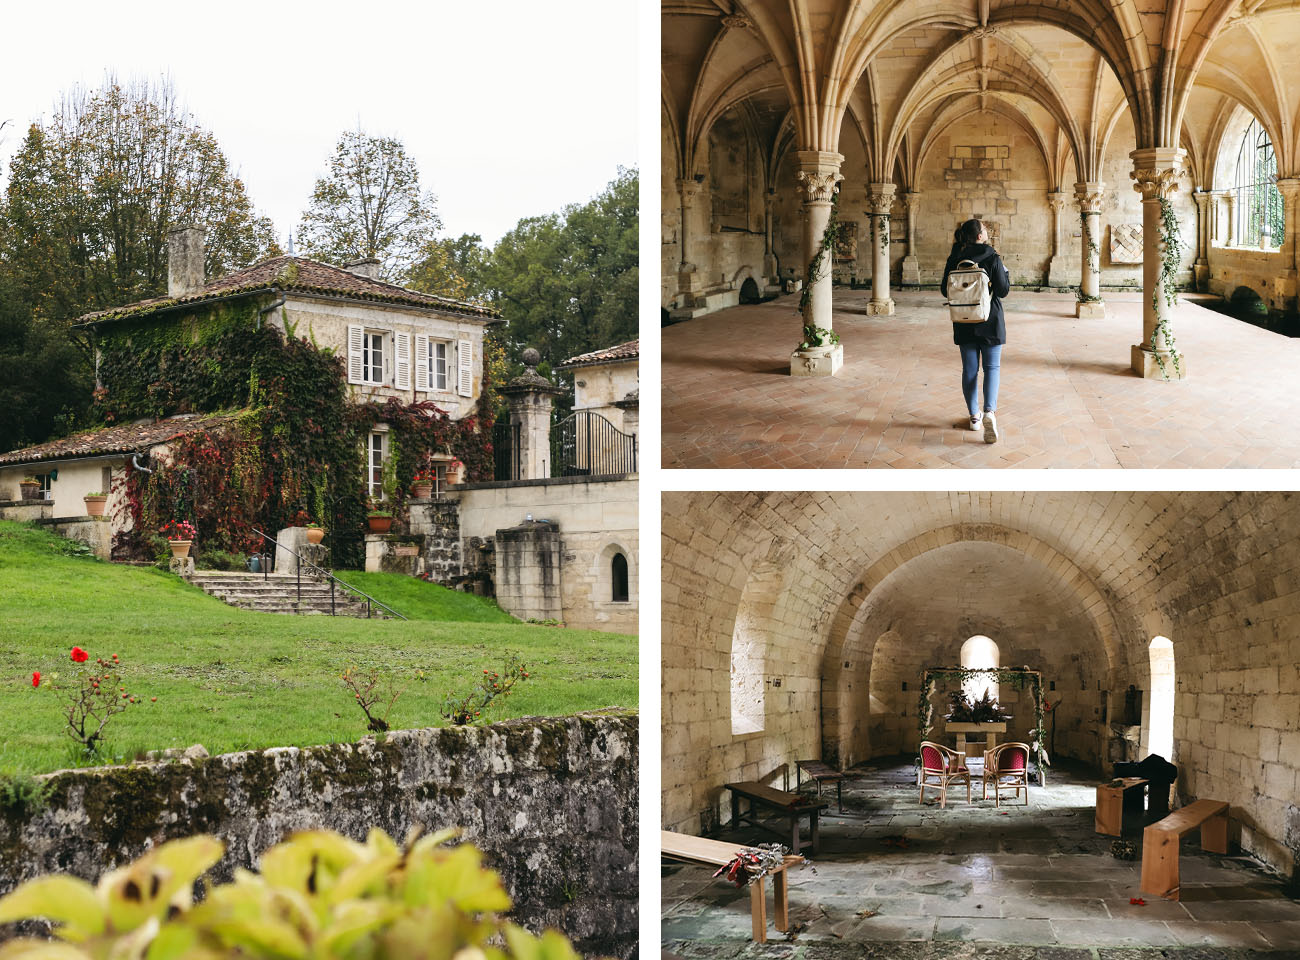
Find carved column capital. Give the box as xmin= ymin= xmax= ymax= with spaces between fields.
xmin=794 ymin=151 xmax=844 ymax=203
xmin=1074 ymin=182 xmax=1105 ymax=213
xmin=1276 ymin=178 xmax=1300 ymax=204
xmin=1129 ymin=148 xmax=1187 ymax=202
xmin=865 ymin=182 xmax=897 ymax=215
xmin=677 ymin=178 xmax=703 ymax=206
xmin=902 ymin=190 xmax=921 ymax=212
xmin=1048 ymin=191 xmax=1068 ymax=212
xmin=1192 ymin=189 xmax=1213 ymax=211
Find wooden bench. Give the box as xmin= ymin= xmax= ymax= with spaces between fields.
xmin=1095 ymin=777 xmax=1148 ymax=836
xmin=1140 ymin=799 xmax=1229 ymax=900
xmin=726 ymin=780 xmax=828 ymax=855
xmin=796 ymin=759 xmax=847 ymax=812
xmin=661 ymin=830 xmax=802 ymax=942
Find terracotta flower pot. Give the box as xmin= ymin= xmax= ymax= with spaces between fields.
xmin=367 ymin=515 xmax=393 ymax=534
xmin=84 ymin=495 xmax=107 ymax=517
xmin=411 ymin=483 xmax=433 ymax=499
xmin=305 ymin=527 xmax=325 ymax=545
xmin=169 ymin=540 xmax=192 ymax=559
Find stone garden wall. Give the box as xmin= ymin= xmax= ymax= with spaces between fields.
xmin=0 ymin=712 xmax=638 ymax=958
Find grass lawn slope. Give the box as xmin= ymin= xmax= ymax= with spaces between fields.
xmin=0 ymin=521 xmax=637 ymax=776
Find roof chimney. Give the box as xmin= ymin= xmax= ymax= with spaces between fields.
xmin=168 ymin=226 xmax=206 ymax=297
xmin=343 ymin=257 xmax=382 ymax=280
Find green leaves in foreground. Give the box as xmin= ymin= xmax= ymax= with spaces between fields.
xmin=0 ymin=827 xmax=579 ymax=960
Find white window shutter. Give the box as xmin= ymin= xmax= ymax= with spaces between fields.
xmin=414 ymin=334 xmax=429 ymax=391
xmin=395 ymin=332 xmax=411 ymax=390
xmin=457 ymin=338 xmax=473 ymax=397
xmin=347 ymin=324 xmax=364 ymax=385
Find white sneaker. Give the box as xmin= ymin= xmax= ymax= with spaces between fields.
xmin=983 ymin=411 xmax=999 ymax=444
xmin=968 ymin=415 xmax=982 ymax=432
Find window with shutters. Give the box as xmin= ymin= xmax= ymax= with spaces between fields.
xmin=362 ymin=331 xmax=385 ymax=385
xmin=428 ymin=340 xmax=449 ymax=391
xmin=367 ymin=432 xmax=386 ymax=499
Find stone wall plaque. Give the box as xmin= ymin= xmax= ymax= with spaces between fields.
xmin=1111 ymin=223 xmax=1143 ymax=264
xmin=834 ymin=221 xmax=858 ymax=261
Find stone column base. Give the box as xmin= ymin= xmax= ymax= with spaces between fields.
xmin=1076 ymin=300 xmax=1106 ymax=318
xmin=1131 ymin=344 xmax=1188 ymax=380
xmin=867 ymin=299 xmax=895 ymax=316
xmin=900 ymin=257 xmax=921 ymax=286
xmin=170 ymin=557 xmax=195 ymax=578
xmin=1194 ymin=262 xmax=1210 ymax=293
xmin=790 ymin=343 xmax=844 ymax=377
xmin=1046 ymin=258 xmax=1070 ymax=288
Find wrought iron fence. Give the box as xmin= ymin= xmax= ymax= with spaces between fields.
xmin=551 ymin=411 xmax=637 ymax=478
xmin=493 ymin=421 xmax=521 ymax=481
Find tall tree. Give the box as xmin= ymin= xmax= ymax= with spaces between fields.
xmin=297 ymin=130 xmax=441 ymax=283
xmin=408 ymin=232 xmax=492 ymax=302
xmin=0 ymin=76 xmax=279 ymax=353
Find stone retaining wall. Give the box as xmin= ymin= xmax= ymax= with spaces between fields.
xmin=0 ymin=712 xmax=638 ymax=958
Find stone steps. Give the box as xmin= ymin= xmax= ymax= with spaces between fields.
xmin=188 ymin=572 xmax=388 ymax=619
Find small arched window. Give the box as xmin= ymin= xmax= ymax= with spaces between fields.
xmin=960 ymin=635 xmax=1000 ymax=703
xmin=1148 ymin=636 xmax=1175 ymax=760
xmin=611 ymin=552 xmax=629 ymax=603
xmin=1233 ymin=117 xmax=1284 ymax=249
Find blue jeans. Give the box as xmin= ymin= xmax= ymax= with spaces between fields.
xmin=959 ymin=343 xmax=1001 ymax=416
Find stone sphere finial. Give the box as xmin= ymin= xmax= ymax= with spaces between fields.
xmin=522 ymin=347 xmax=541 ymax=368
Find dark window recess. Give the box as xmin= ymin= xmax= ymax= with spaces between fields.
xmin=611 ymin=553 xmax=629 ymax=603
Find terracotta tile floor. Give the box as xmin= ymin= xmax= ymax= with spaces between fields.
xmin=661 ymin=289 xmax=1300 ymax=470
xmin=662 ymin=758 xmax=1300 ymax=955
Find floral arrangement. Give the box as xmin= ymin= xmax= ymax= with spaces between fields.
xmin=159 ymin=520 xmax=197 ymax=542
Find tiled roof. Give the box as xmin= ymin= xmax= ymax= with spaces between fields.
xmin=76 ymin=257 xmax=498 ymax=326
xmin=0 ymin=413 xmax=241 ymax=466
xmin=557 ymin=339 xmax=639 ymax=369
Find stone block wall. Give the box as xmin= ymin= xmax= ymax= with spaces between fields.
xmin=1207 ymin=246 xmax=1296 ymax=314
xmin=409 ymin=496 xmax=463 ymax=583
xmin=0 ymin=713 xmax=638 ymax=958
xmin=34 ymin=516 xmax=112 ymax=560
xmin=495 ymin=521 xmax=564 ymax=623
xmin=0 ymin=500 xmax=52 ymax=523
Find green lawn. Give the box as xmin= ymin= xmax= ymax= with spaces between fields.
xmin=0 ymin=521 xmax=637 ymax=776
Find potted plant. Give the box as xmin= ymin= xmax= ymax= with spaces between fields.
xmin=19 ymin=477 xmax=40 ymax=500
xmin=366 ymin=504 xmax=394 ymax=534
xmin=160 ymin=520 xmax=197 ymax=559
xmin=83 ymin=491 xmax=108 ymax=517
xmin=304 ymin=522 xmax=325 ymax=545
xmin=410 ymin=468 xmax=434 ymax=500
xmin=447 ymin=458 xmax=466 ymax=486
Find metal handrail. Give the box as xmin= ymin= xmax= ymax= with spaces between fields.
xmin=250 ymin=527 xmax=407 ymax=621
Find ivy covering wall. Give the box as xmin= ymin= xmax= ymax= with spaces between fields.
xmin=94 ymin=295 xmax=494 ymax=569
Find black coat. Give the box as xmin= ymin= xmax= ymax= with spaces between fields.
xmin=942 ymin=243 xmax=1010 ymax=345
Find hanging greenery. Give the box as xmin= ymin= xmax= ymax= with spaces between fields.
xmin=917 ymin=666 xmax=1047 ymax=778
xmin=1151 ymin=195 xmax=1184 ymax=379
xmin=797 ymin=191 xmax=842 ymax=319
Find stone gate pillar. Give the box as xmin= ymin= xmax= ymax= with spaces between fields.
xmin=501 ymin=348 xmax=564 ymax=479
xmin=901 ymin=191 xmax=922 ymax=286
xmin=1276 ymin=178 xmax=1300 ymax=314
xmin=866 ymin=183 xmax=897 ymax=315
xmin=1074 ymin=182 xmax=1106 ymax=318
xmin=676 ymin=178 xmax=703 ymax=306
xmin=1047 ymin=191 xmax=1069 ymax=287
xmin=1192 ymin=191 xmax=1213 ymax=292
xmin=1130 ymin=148 xmax=1189 ymax=379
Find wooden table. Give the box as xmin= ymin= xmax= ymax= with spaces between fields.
xmin=725 ymin=781 xmax=828 ymax=855
xmin=795 ymin=759 xmax=847 ymax=812
xmin=661 ymin=830 xmax=802 ymax=942
xmin=945 ymin=721 xmax=1007 ymax=766
xmin=1095 ymin=777 xmax=1148 ymax=836
xmin=1140 ymin=799 xmax=1230 ymax=900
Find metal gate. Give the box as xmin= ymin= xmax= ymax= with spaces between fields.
xmin=551 ymin=411 xmax=637 ymax=477
xmin=492 ymin=421 xmax=521 ymax=481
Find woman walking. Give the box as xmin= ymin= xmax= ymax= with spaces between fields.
xmin=942 ymin=219 xmax=1010 ymax=443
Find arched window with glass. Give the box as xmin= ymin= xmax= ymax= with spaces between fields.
xmin=1233 ymin=117 xmax=1284 ymax=249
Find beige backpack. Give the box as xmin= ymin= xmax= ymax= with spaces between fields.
xmin=947 ymin=260 xmax=991 ymax=323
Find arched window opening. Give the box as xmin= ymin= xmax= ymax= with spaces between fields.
xmin=1148 ymin=636 xmax=1175 ymax=760
xmin=611 ymin=553 xmax=629 ymax=603
xmin=1233 ymin=117 xmax=1283 ymax=249
xmin=960 ymin=635 xmax=1000 ymax=703
xmin=730 ymin=567 xmax=781 ymax=735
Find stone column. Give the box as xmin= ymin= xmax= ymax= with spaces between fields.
xmin=1275 ymin=178 xmax=1300 ymax=314
xmin=865 ymin=182 xmax=897 ymax=315
xmin=1224 ymin=190 xmax=1237 ymax=248
xmin=676 ymin=178 xmax=703 ymax=304
xmin=1074 ymin=182 xmax=1106 ymax=318
xmin=901 ymin=191 xmax=922 ymax=286
xmin=763 ymin=191 xmax=779 ymax=285
xmin=1192 ymin=191 xmax=1212 ymax=292
xmin=791 ymin=151 xmax=844 ymax=377
xmin=1130 ymin=148 xmax=1189 ymax=379
xmin=500 ymin=348 xmax=564 ymax=479
xmin=1046 ymin=191 xmax=1069 ymax=287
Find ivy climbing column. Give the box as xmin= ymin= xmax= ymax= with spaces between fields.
xmin=1046 ymin=191 xmax=1069 ymax=287
xmin=866 ymin=183 xmax=897 ymax=315
xmin=901 ymin=191 xmax=921 ymax=286
xmin=792 ymin=150 xmax=844 ymax=377
xmin=675 ymin=178 xmax=703 ymax=308
xmin=1074 ymin=182 xmax=1105 ymax=318
xmin=1276 ymin=178 xmax=1300 ymax=314
xmin=1130 ymin=148 xmax=1188 ymax=380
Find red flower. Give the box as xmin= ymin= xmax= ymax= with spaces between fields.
xmin=31 ymin=671 xmax=40 ymax=688
xmin=1129 ymin=897 xmax=1146 ymax=906
xmin=70 ymin=647 xmax=89 ymax=663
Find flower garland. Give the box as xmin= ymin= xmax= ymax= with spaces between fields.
xmin=1151 ymin=195 xmax=1183 ymax=379
xmin=917 ymin=666 xmax=1046 ymax=775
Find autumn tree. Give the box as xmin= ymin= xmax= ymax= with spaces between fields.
xmin=407 ymin=232 xmax=492 ymax=302
xmin=296 ymin=130 xmax=441 ymax=283
xmin=0 ymin=76 xmax=279 ymax=354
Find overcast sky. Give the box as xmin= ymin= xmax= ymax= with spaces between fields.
xmin=0 ymin=0 xmax=637 ymax=247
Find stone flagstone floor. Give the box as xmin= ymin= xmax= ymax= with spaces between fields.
xmin=661 ymin=289 xmax=1300 ymax=469
xmin=662 ymin=759 xmax=1300 ymax=957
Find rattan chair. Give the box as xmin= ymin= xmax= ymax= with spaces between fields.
xmin=918 ymin=741 xmax=971 ymax=808
xmin=983 ymin=742 xmax=1030 ymax=806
